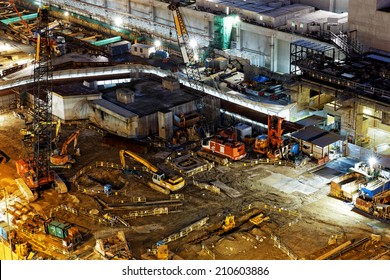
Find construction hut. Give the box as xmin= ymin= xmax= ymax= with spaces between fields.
xmin=291 ymin=125 xmax=344 ymax=163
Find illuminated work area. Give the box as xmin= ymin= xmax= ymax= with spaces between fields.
xmin=0 ymin=0 xmax=389 ymax=260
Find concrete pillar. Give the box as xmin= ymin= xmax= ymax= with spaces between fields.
xmin=330 ymin=0 xmax=335 ymax=12
xmin=158 ymin=110 xmax=173 ymax=140
xmin=297 ymin=85 xmax=310 ymax=112
xmin=354 ymin=104 xmax=367 ymax=143
xmin=270 ymin=34 xmax=278 ymax=72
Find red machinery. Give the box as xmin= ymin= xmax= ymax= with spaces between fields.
xmin=253 ymin=115 xmax=284 ymax=159
xmin=50 ymin=130 xmax=80 ymax=166
xmin=202 ymin=129 xmax=247 ymax=161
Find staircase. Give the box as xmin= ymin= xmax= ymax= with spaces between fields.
xmin=330 ymin=32 xmax=367 ymax=56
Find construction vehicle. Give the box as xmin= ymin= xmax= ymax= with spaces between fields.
xmin=20 ymin=119 xmax=61 ymax=145
xmin=8 ymin=1 xmax=62 ymax=55
xmin=253 ymin=115 xmax=289 ymax=159
xmin=201 ymin=129 xmax=246 ymax=161
xmin=119 ymin=149 xmax=185 ymax=193
xmin=50 ymin=129 xmax=80 ymax=167
xmin=16 ymin=6 xmax=56 ymax=191
xmin=222 ymin=214 xmax=235 ymax=232
xmin=8 ymin=0 xmax=33 ymax=41
xmin=168 ymin=0 xmax=204 ymax=92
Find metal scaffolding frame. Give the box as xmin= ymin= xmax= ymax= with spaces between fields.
xmin=290 ymin=39 xmax=335 ymax=76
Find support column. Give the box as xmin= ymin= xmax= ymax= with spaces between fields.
xmin=158 ymin=110 xmax=173 ymax=140
xmin=270 ymin=34 xmax=277 ymax=72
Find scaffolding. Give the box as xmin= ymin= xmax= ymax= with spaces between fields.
xmin=290 ymin=39 xmax=336 ymax=76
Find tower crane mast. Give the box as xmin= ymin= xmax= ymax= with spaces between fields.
xmin=16 ymin=5 xmax=54 ymax=189
xmin=168 ymin=0 xmax=204 ymax=92
xmin=31 ymin=5 xmax=54 ymax=186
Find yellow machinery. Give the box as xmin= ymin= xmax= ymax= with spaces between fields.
xmin=156 ymin=244 xmax=169 ymax=260
xmin=20 ymin=119 xmax=61 ymax=145
xmin=222 ymin=214 xmax=235 ymax=232
xmin=119 ymin=149 xmax=185 ymax=193
xmin=50 ymin=130 xmax=80 ymax=167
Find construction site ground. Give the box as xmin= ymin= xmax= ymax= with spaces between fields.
xmin=1 ymin=111 xmax=390 ymax=260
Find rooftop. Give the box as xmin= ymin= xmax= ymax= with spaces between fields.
xmin=102 ymin=78 xmax=200 ymax=117
xmin=52 ymin=82 xmax=101 ymax=97
xmin=291 ymin=125 xmax=344 ymax=147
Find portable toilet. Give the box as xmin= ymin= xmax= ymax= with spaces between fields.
xmin=104 ymin=184 xmax=113 ymax=196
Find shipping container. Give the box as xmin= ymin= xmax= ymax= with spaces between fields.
xmin=107 ymin=40 xmax=131 ymax=56
xmin=235 ymin=123 xmax=252 ymax=141
xmin=47 ymin=220 xmax=71 ymax=239
xmin=361 ymin=179 xmax=390 ymax=199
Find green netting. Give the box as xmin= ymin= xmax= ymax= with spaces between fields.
xmin=213 ymin=15 xmax=235 ymax=50
xmin=0 ymin=13 xmax=37 ymax=25
xmin=92 ymin=36 xmax=122 ymax=46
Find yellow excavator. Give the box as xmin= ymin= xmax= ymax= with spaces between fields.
xmin=50 ymin=130 xmax=80 ymax=167
xmin=119 ymin=149 xmax=185 ymax=194
xmin=20 ymin=119 xmax=61 ymax=146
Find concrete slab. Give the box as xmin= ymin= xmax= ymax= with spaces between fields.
xmin=259 ymin=172 xmax=319 ymax=195
xmin=211 ymin=180 xmax=242 ymax=198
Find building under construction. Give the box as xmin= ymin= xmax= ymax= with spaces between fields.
xmin=0 ymin=0 xmax=389 ymax=262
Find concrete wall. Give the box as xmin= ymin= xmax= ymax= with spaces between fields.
xmin=52 ymin=92 xmax=101 ymax=121
xmin=0 ymin=92 xmax=16 ymax=111
xmin=89 ymin=107 xmax=139 ymax=138
xmin=349 ymin=0 xmax=390 ymax=52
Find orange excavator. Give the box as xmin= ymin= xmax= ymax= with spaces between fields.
xmin=50 ymin=130 xmax=80 ymax=167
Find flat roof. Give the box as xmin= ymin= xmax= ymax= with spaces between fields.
xmin=292 ymin=39 xmax=334 ymax=53
xmin=103 ymin=78 xmax=200 ymax=117
xmin=291 ymin=125 xmax=344 ymax=147
xmin=91 ymin=99 xmax=138 ymax=120
xmin=295 ymin=115 xmax=326 ymax=127
xmin=52 ymin=83 xmax=101 ymax=97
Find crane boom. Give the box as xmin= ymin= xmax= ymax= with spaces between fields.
xmin=9 ymin=0 xmax=33 ymax=37
xmin=168 ymin=0 xmax=204 ymax=91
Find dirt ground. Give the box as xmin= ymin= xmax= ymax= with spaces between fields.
xmin=1 ymin=111 xmax=390 ymax=260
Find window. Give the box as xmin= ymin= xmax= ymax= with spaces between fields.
xmin=134 ymin=47 xmax=137 ymax=52
xmin=300 ymin=23 xmax=303 ymax=29
xmin=140 ymin=48 xmax=143 ymax=53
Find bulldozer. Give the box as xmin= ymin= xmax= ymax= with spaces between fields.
xmin=50 ymin=130 xmax=80 ymax=168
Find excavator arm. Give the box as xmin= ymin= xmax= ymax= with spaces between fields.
xmin=60 ymin=130 xmax=79 ymax=156
xmin=50 ymin=130 xmax=79 ymax=167
xmin=119 ymin=150 xmax=185 ymax=192
xmin=119 ymin=149 xmax=159 ymax=173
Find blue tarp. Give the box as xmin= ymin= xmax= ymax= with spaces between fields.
xmin=252 ymin=75 xmax=269 ymax=83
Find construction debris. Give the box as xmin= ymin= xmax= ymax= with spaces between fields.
xmin=94 ymin=231 xmax=132 ymax=259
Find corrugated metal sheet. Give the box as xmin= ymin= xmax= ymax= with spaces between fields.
xmin=292 ymin=125 xmax=343 ymax=148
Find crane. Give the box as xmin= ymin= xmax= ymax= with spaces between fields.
xmin=119 ymin=149 xmax=185 ymax=193
xmin=168 ymin=0 xmax=204 ymax=92
xmin=16 ymin=5 xmax=55 ymax=190
xmin=50 ymin=129 xmax=80 ymax=167
xmin=8 ymin=0 xmax=33 ymax=39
